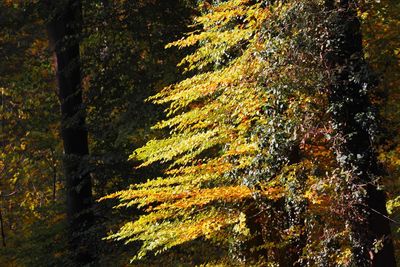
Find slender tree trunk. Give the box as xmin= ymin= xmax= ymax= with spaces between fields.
xmin=323 ymin=1 xmax=396 ymax=266
xmin=0 ymin=208 xmax=6 ymax=247
xmin=284 ymin=145 xmax=306 ymax=267
xmin=49 ymin=149 xmax=57 ymax=202
xmin=46 ymin=0 xmax=93 ymax=264
xmin=52 ymin=165 xmax=57 ymax=202
xmin=232 ymin=202 xmax=268 ymax=264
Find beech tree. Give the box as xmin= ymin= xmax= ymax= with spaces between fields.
xmin=105 ymin=0 xmax=398 ymax=265
xmin=1 ymin=0 xmax=399 ymax=266
xmin=323 ymin=1 xmax=395 ymax=265
xmin=46 ymin=0 xmax=93 ymax=264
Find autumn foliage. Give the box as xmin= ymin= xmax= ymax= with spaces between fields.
xmin=1 ymin=0 xmax=399 ymax=266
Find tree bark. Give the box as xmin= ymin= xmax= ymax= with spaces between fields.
xmin=46 ymin=0 xmax=93 ymax=264
xmin=0 ymin=208 xmax=6 ymax=247
xmin=323 ymin=1 xmax=396 ymax=266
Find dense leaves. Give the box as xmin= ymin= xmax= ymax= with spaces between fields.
xmin=105 ymin=0 xmax=400 ymax=265
xmin=1 ymin=0 xmax=399 ymax=266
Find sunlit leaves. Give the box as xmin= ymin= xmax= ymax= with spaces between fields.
xmin=103 ymin=0 xmax=400 ymax=264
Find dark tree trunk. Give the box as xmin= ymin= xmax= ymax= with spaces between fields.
xmin=323 ymin=1 xmax=396 ymax=266
xmin=0 ymin=208 xmax=6 ymax=247
xmin=46 ymin=0 xmax=93 ymax=264
xmin=233 ymin=202 xmax=268 ymax=264
xmin=284 ymin=145 xmax=306 ymax=267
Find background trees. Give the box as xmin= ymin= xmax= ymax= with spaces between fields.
xmin=0 ymin=0 xmax=193 ymax=265
xmin=0 ymin=2 xmax=63 ymax=265
xmin=0 ymin=0 xmax=399 ymax=266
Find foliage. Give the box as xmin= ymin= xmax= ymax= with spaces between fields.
xmin=0 ymin=2 xmax=64 ymax=265
xmin=1 ymin=0 xmax=399 ymax=266
xmin=82 ymin=0 xmax=194 ymax=195
xmin=361 ymin=0 xmax=400 ymax=261
xmin=0 ymin=0 xmax=194 ymax=265
xmin=104 ymin=0 xmax=338 ymax=265
xmin=105 ymin=0 xmax=400 ymax=265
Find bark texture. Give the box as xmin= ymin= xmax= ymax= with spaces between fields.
xmin=46 ymin=0 xmax=93 ymax=264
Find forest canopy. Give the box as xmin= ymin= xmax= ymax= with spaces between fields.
xmin=0 ymin=0 xmax=399 ymax=266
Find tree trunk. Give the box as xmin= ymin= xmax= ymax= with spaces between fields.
xmin=323 ymin=1 xmax=396 ymax=266
xmin=46 ymin=0 xmax=93 ymax=264
xmin=0 ymin=208 xmax=6 ymax=247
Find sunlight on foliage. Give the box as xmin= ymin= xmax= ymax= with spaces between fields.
xmin=102 ymin=0 xmax=400 ymax=265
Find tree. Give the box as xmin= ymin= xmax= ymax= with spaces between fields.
xmin=46 ymin=0 xmax=93 ymax=264
xmin=1 ymin=0 xmax=399 ymax=265
xmin=104 ymin=0 xmax=322 ymax=264
xmin=79 ymin=0 xmax=195 ymax=264
xmin=323 ymin=1 xmax=396 ymax=265
xmin=362 ymin=0 xmax=400 ymax=260
xmin=0 ymin=2 xmax=65 ymax=265
xmin=0 ymin=0 xmax=195 ymax=265
xmin=104 ymin=0 xmax=398 ymax=265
